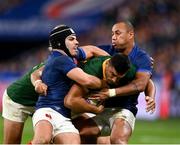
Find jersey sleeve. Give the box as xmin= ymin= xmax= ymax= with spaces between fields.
xmin=55 ymin=56 xmax=77 ymax=75
xmin=135 ymin=53 xmax=153 ymax=75
xmin=76 ymin=47 xmax=86 ymax=61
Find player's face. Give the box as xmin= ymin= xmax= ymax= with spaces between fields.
xmin=105 ymin=63 xmax=125 ymax=86
xmin=112 ymin=23 xmax=133 ymax=51
xmin=65 ymin=35 xmax=79 ymax=57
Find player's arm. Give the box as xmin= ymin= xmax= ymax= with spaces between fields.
xmin=64 ymin=84 xmax=104 ymax=114
xmin=145 ymin=79 xmax=156 ymax=113
xmin=67 ymin=67 xmax=105 ymax=89
xmin=81 ymin=45 xmax=110 ymax=59
xmin=92 ymin=72 xmax=151 ymax=99
xmin=114 ymin=71 xmax=151 ymax=96
xmin=31 ymin=66 xmax=47 ymax=95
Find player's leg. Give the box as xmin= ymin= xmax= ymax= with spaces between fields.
xmin=3 ymin=119 xmax=24 ymax=144
xmin=32 ymin=120 xmax=53 ymax=144
xmin=2 ymin=90 xmax=32 ymax=144
xmin=110 ymin=108 xmax=135 ymax=144
xmin=97 ymin=136 xmax=110 ymax=144
xmin=54 ymin=132 xmax=80 ymax=144
xmin=32 ymin=108 xmax=53 ymax=144
xmin=52 ymin=110 xmax=80 ymax=144
xmin=110 ymin=118 xmax=132 ymax=144
xmin=72 ymin=113 xmax=101 ymax=144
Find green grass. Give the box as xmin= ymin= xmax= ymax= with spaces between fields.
xmin=129 ymin=118 xmax=180 ymax=144
xmin=0 ymin=115 xmax=180 ymax=144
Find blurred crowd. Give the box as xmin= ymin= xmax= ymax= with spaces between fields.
xmin=0 ymin=0 xmax=180 ymax=108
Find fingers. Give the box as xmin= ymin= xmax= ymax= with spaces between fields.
xmin=97 ymin=105 xmax=104 ymax=113
xmin=145 ymin=96 xmax=156 ymax=114
xmin=35 ymin=82 xmax=48 ymax=96
xmin=88 ymin=94 xmax=100 ymax=100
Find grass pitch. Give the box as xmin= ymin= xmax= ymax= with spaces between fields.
xmin=0 ymin=115 xmax=180 ymax=144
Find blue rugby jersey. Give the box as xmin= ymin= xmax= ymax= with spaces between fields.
xmin=36 ymin=48 xmax=86 ymax=117
xmin=99 ymin=44 xmax=152 ymax=116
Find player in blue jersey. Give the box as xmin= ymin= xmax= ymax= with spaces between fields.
xmin=31 ymin=25 xmax=108 ymax=144
xmin=66 ymin=21 xmax=156 ymax=144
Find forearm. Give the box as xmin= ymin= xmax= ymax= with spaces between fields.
xmin=145 ymin=79 xmax=156 ymax=99
xmin=65 ymin=96 xmax=100 ymax=114
xmin=114 ymin=72 xmax=151 ymax=97
xmin=114 ymin=79 xmax=149 ymax=97
xmin=31 ymin=66 xmax=44 ymax=86
xmin=67 ymin=68 xmax=103 ymax=89
xmin=114 ymin=82 xmax=140 ymax=97
xmin=31 ymin=71 xmax=42 ymax=86
xmin=81 ymin=45 xmax=109 ymax=59
xmin=85 ymin=76 xmax=103 ymax=89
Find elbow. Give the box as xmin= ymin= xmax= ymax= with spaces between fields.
xmin=138 ymin=86 xmax=146 ymax=92
xmin=133 ymin=81 xmax=146 ymax=92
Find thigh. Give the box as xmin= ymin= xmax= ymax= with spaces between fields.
xmin=110 ymin=108 xmax=135 ymax=143
xmin=97 ymin=136 xmax=110 ymax=144
xmin=33 ymin=108 xmax=80 ymax=143
xmin=72 ymin=113 xmax=100 ymax=144
xmin=2 ymin=90 xmax=34 ymax=122
xmin=111 ymin=118 xmax=132 ymax=140
xmin=73 ymin=113 xmax=100 ymax=136
xmin=3 ymin=118 xmax=24 ymax=144
xmin=54 ymin=132 xmax=80 ymax=144
xmin=33 ymin=120 xmax=53 ymax=144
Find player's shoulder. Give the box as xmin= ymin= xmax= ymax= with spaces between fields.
xmin=133 ymin=45 xmax=151 ymax=59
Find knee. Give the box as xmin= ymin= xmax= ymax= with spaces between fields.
xmin=97 ymin=136 xmax=110 ymax=144
xmin=110 ymin=134 xmax=129 ymax=144
xmin=32 ymin=136 xmax=51 ymax=144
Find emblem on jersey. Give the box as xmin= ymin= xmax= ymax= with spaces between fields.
xmin=45 ymin=113 xmax=52 ymax=119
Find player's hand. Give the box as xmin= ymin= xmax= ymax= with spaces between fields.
xmin=35 ymin=81 xmax=48 ymax=96
xmin=95 ymin=104 xmax=104 ymax=114
xmin=90 ymin=88 xmax=109 ymax=100
xmin=145 ymin=96 xmax=155 ymax=114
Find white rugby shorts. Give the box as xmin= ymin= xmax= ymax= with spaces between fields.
xmin=87 ymin=108 xmax=136 ymax=136
xmin=32 ymin=107 xmax=79 ymax=138
xmin=2 ymin=90 xmax=35 ymax=122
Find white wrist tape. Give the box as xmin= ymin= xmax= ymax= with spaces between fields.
xmin=34 ymin=79 xmax=42 ymax=86
xmin=108 ymin=89 xmax=116 ymax=97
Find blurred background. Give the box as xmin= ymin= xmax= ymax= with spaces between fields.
xmin=0 ymin=0 xmax=180 ymax=144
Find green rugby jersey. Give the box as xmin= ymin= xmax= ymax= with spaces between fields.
xmin=82 ymin=56 xmax=136 ymax=86
xmin=82 ymin=56 xmax=111 ymax=79
xmin=82 ymin=56 xmax=137 ymax=108
xmin=7 ymin=63 xmax=44 ymax=106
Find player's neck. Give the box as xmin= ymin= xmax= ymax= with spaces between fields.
xmin=123 ymin=42 xmax=134 ymax=55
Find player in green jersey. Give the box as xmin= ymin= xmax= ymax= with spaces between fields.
xmin=64 ymin=53 xmax=155 ymax=144
xmin=2 ymin=63 xmax=47 ymax=144
xmin=65 ymin=53 xmax=135 ymax=113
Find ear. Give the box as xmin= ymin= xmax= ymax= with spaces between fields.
xmin=129 ymin=31 xmax=134 ymax=39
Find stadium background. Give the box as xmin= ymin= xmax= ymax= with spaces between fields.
xmin=0 ymin=0 xmax=180 ymax=144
